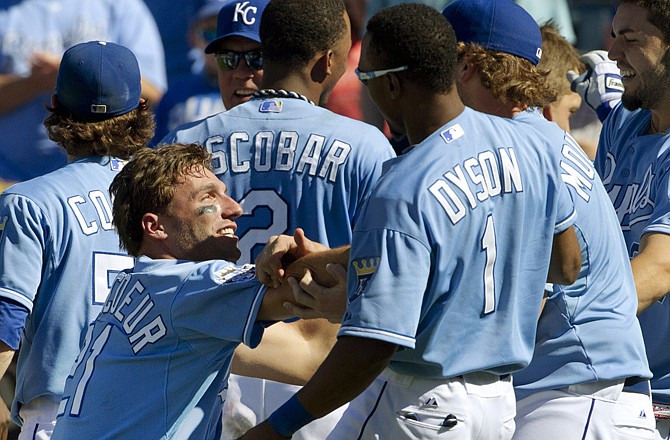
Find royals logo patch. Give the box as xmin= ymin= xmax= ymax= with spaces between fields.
xmin=349 ymin=257 xmax=380 ymax=302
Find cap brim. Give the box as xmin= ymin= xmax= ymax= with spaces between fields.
xmin=204 ymin=32 xmax=261 ymax=53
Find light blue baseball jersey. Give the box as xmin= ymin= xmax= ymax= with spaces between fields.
xmin=595 ymin=103 xmax=670 ymax=405
xmin=338 ymin=107 xmax=576 ymax=379
xmin=0 ymin=0 xmax=167 ymax=182
xmin=512 ymin=110 xmax=650 ymax=400
xmin=52 ymin=257 xmax=267 ymax=440
xmin=162 ymin=96 xmax=396 ymax=264
xmin=0 ymin=156 xmax=134 ymax=423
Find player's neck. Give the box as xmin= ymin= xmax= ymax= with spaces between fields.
xmin=405 ymin=92 xmax=465 ymax=145
xmin=649 ymin=102 xmax=670 ymax=134
xmin=260 ymin=71 xmax=321 ymax=107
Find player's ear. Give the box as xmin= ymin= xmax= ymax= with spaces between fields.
xmin=141 ymin=213 xmax=167 ymax=240
xmin=311 ymin=50 xmax=331 ymax=84
xmin=456 ymin=56 xmax=475 ymax=84
xmin=542 ymin=104 xmax=555 ymax=122
xmin=385 ymin=72 xmax=403 ymax=100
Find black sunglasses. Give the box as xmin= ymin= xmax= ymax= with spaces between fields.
xmin=215 ymin=50 xmax=263 ymax=71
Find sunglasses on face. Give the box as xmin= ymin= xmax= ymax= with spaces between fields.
xmin=215 ymin=50 xmax=263 ymax=71
xmin=355 ymin=65 xmax=410 ymax=86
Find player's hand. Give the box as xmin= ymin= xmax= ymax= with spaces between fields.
xmin=0 ymin=400 xmax=10 ymax=440
xmin=284 ymin=265 xmax=347 ymax=323
xmin=28 ymin=51 xmax=61 ymax=93
xmin=255 ymin=228 xmax=328 ymax=288
xmin=567 ymin=50 xmax=623 ymax=122
xmin=236 ymin=420 xmax=290 ymax=439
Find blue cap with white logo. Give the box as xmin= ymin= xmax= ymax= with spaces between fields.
xmin=56 ymin=41 xmax=141 ymax=120
xmin=442 ymin=0 xmax=543 ymax=66
xmin=205 ymin=0 xmax=271 ymax=54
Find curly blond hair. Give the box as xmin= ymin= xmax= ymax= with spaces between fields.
xmin=44 ymin=103 xmax=155 ymax=159
xmin=458 ymin=42 xmax=557 ymax=109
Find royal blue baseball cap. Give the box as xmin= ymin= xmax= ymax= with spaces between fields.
xmin=204 ymin=0 xmax=271 ymax=53
xmin=442 ymin=0 xmax=543 ymax=66
xmin=56 ymin=41 xmax=141 ymax=120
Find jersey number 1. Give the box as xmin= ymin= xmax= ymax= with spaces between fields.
xmin=481 ymin=215 xmax=497 ymax=315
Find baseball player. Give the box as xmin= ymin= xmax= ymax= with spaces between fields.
xmin=568 ymin=1 xmax=670 ymax=438
xmin=0 ymin=0 xmax=166 ymax=183
xmin=0 ymin=40 xmax=153 ymax=439
xmin=161 ymin=0 xmax=396 ymax=437
xmin=240 ymin=4 xmax=582 ymax=439
xmin=51 ymin=144 xmax=343 ymax=439
xmin=442 ymin=0 xmax=655 ymax=437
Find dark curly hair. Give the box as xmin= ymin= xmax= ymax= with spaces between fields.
xmin=44 ymin=103 xmax=155 ymax=160
xmin=620 ymin=0 xmax=670 ymax=43
xmin=365 ymin=3 xmax=457 ymax=93
xmin=260 ymin=0 xmax=347 ymax=67
xmin=458 ymin=42 xmax=558 ymax=109
xmin=109 ymin=143 xmax=212 ymax=256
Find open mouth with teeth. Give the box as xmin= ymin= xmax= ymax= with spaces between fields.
xmin=620 ymin=68 xmax=636 ymax=80
xmin=235 ymin=89 xmax=257 ymax=98
xmin=221 ymin=228 xmax=236 ymax=237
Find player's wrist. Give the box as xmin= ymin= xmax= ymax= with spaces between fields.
xmin=267 ymin=394 xmax=315 ymax=437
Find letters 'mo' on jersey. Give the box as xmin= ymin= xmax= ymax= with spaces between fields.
xmin=339 ymin=108 xmax=576 ymax=379
xmin=162 ymin=97 xmax=396 ymax=264
xmin=0 ymin=156 xmax=133 ymax=422
xmin=512 ymin=111 xmax=650 ymax=400
xmin=52 ymin=258 xmax=266 ymax=439
xmin=595 ymin=103 xmax=670 ymax=404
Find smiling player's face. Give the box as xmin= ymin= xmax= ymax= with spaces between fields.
xmin=216 ymin=36 xmax=264 ymax=110
xmin=160 ymin=166 xmax=243 ymax=262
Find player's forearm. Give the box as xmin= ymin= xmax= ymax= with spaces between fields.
xmin=632 ymin=254 xmax=670 ymax=313
xmin=294 ymin=336 xmax=395 ymax=419
xmin=0 ymin=342 xmax=15 ymax=379
xmin=0 ymin=74 xmax=48 ymax=114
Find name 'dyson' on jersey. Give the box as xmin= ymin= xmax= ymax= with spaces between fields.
xmin=100 ymin=273 xmax=166 ymax=354
xmin=429 ymin=124 xmax=523 ymax=225
xmin=204 ymin=130 xmax=352 ymax=182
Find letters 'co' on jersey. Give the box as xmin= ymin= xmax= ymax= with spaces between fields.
xmin=512 ymin=110 xmax=650 ymax=400
xmin=340 ymin=107 xmax=576 ymax=379
xmin=52 ymin=258 xmax=266 ymax=439
xmin=0 ymin=156 xmax=133 ymax=422
xmin=595 ymin=103 xmax=670 ymax=405
xmin=162 ymin=97 xmax=396 ymax=264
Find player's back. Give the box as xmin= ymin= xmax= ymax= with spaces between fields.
xmin=0 ymin=156 xmax=133 ymax=418
xmin=340 ymin=107 xmax=576 ymax=379
xmin=163 ymin=96 xmax=396 ymax=264
xmin=511 ymin=110 xmax=650 ymax=398
xmin=52 ymin=258 xmax=265 ymax=439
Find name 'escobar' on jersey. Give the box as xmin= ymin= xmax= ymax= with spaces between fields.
xmin=203 ymin=131 xmax=352 ymax=183
xmin=429 ymin=147 xmax=523 ymax=225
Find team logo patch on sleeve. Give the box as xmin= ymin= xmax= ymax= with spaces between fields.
xmin=214 ymin=264 xmax=256 ymax=284
xmin=350 ymin=257 xmax=380 ymax=302
xmin=259 ymin=100 xmax=282 ymax=113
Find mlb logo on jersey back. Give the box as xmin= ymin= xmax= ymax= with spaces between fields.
xmin=259 ymin=100 xmax=283 ymax=113
xmin=110 ymin=158 xmax=125 ymax=171
xmin=440 ymin=124 xmax=464 ymax=144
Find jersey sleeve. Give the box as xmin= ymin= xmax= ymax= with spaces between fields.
xmin=643 ymin=150 xmax=670 ymax=236
xmin=0 ymin=193 xmax=49 ymax=311
xmin=172 ymin=263 xmax=267 ymax=349
xmin=339 ymin=228 xmax=430 ymax=349
xmin=0 ymin=297 xmax=30 ymax=350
